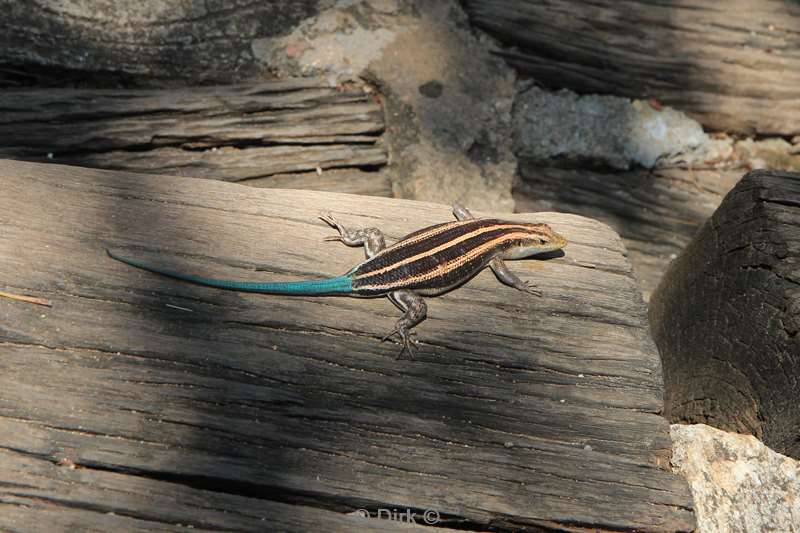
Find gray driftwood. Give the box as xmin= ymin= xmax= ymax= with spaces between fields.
xmin=0 ymin=0 xmax=318 ymax=83
xmin=514 ymin=162 xmax=742 ymax=299
xmin=0 ymin=80 xmax=390 ymax=196
xmin=464 ymin=0 xmax=800 ymax=135
xmin=0 ymin=160 xmax=694 ymax=531
xmin=650 ymin=170 xmax=800 ymax=459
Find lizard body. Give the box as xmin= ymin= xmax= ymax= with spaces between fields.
xmin=108 ymin=204 xmax=566 ymax=357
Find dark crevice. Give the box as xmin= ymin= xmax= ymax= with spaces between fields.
xmin=760 ymin=196 xmax=800 ymax=209
xmin=0 ymin=62 xmax=150 ymax=89
xmin=235 ymin=162 xmax=386 ymax=185
xmin=176 ymin=137 xmax=384 ymax=151
xmin=5 ymin=492 xmax=234 ymax=531
xmin=36 ymin=136 xmax=384 ymax=159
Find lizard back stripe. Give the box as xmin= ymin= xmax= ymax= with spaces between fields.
xmin=353 ymin=220 xmax=535 ymax=281
xmin=351 ymin=229 xmax=540 ymax=295
xmin=384 ymin=220 xmax=464 ymax=249
xmin=353 ymin=219 xmax=477 ymax=271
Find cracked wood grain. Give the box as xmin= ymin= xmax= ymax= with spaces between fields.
xmin=0 ymin=80 xmax=390 ymax=197
xmin=0 ymin=159 xmax=694 ymax=532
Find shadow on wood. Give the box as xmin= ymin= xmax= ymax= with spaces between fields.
xmin=0 ymin=160 xmax=693 ymax=531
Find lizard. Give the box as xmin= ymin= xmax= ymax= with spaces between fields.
xmin=107 ymin=203 xmax=567 ymax=358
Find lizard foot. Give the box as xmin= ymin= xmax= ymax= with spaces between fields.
xmin=319 ymin=213 xmax=343 ymax=238
xmin=519 ymin=280 xmax=543 ymax=297
xmin=381 ymin=326 xmax=420 ymax=359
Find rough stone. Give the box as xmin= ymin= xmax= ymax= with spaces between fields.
xmin=512 ymin=86 xmax=724 ymax=170
xmin=255 ymin=0 xmax=518 ymax=212
xmin=671 ymin=424 xmax=800 ymax=533
xmin=734 ymin=138 xmax=800 ymax=172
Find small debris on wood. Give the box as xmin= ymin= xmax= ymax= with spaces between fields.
xmin=55 ymin=457 xmax=77 ymax=469
xmin=0 ymin=289 xmax=52 ymax=307
xmin=165 ymin=303 xmax=193 ymax=312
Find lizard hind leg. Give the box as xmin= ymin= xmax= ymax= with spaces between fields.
xmin=319 ymin=213 xmax=386 ymax=259
xmin=384 ymin=290 xmax=427 ymax=359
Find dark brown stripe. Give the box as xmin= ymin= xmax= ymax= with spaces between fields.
xmin=357 ymin=219 xmax=479 ymax=274
xmin=354 ymin=220 xmax=532 ymax=280
xmin=352 ymin=230 xmax=534 ymax=294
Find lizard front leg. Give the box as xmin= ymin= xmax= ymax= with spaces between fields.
xmin=454 ymin=203 xmax=541 ymax=296
xmin=385 ymin=290 xmax=427 ymax=359
xmin=320 ymin=213 xmax=386 ymax=258
xmin=489 ymin=257 xmax=542 ymax=296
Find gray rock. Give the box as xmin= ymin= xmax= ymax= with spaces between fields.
xmin=671 ymin=424 xmax=800 ymax=533
xmin=254 ymin=0 xmax=517 ymax=212
xmin=513 ymin=86 xmax=715 ymax=170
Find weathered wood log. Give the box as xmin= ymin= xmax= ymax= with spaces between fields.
xmin=0 ymin=0 xmax=318 ymax=83
xmin=0 ymin=160 xmax=694 ymax=530
xmin=514 ymin=162 xmax=742 ymax=299
xmin=464 ymin=0 xmax=800 ymax=135
xmin=650 ymin=170 xmax=800 ymax=459
xmin=0 ymin=446 xmax=468 ymax=533
xmin=0 ymin=80 xmax=389 ymax=196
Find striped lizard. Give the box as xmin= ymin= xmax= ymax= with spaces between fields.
xmin=108 ymin=204 xmax=567 ymax=357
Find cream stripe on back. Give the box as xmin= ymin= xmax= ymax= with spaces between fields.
xmin=380 ymin=220 xmax=465 ymax=251
xmin=357 ymin=231 xmax=531 ymax=290
xmin=366 ymin=220 xmax=466 ymax=263
xmin=355 ymin=223 xmax=532 ymax=280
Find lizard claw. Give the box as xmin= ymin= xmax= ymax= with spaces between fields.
xmin=382 ymin=326 xmax=419 ymax=359
xmin=380 ymin=328 xmax=397 ymax=343
xmin=522 ymin=281 xmax=543 ymax=297
xmin=320 ymin=213 xmax=345 ymax=242
xmin=512 ymin=278 xmax=543 ymax=296
xmin=319 ymin=212 xmax=339 ymax=228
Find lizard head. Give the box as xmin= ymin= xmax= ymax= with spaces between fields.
xmin=501 ymin=222 xmax=568 ymax=259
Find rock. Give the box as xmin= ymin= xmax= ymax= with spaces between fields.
xmin=650 ymin=170 xmax=800 ymax=458
xmin=512 ymin=86 xmax=720 ymax=170
xmin=671 ymin=424 xmax=800 ymax=533
xmin=513 ymin=99 xmax=800 ymax=299
xmin=256 ymin=0 xmax=518 ymax=212
xmin=734 ymin=138 xmax=800 ymax=172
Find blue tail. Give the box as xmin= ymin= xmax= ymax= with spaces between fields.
xmin=107 ymin=249 xmax=353 ymax=295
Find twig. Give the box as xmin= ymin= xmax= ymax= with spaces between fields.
xmin=0 ymin=290 xmax=52 ymax=307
